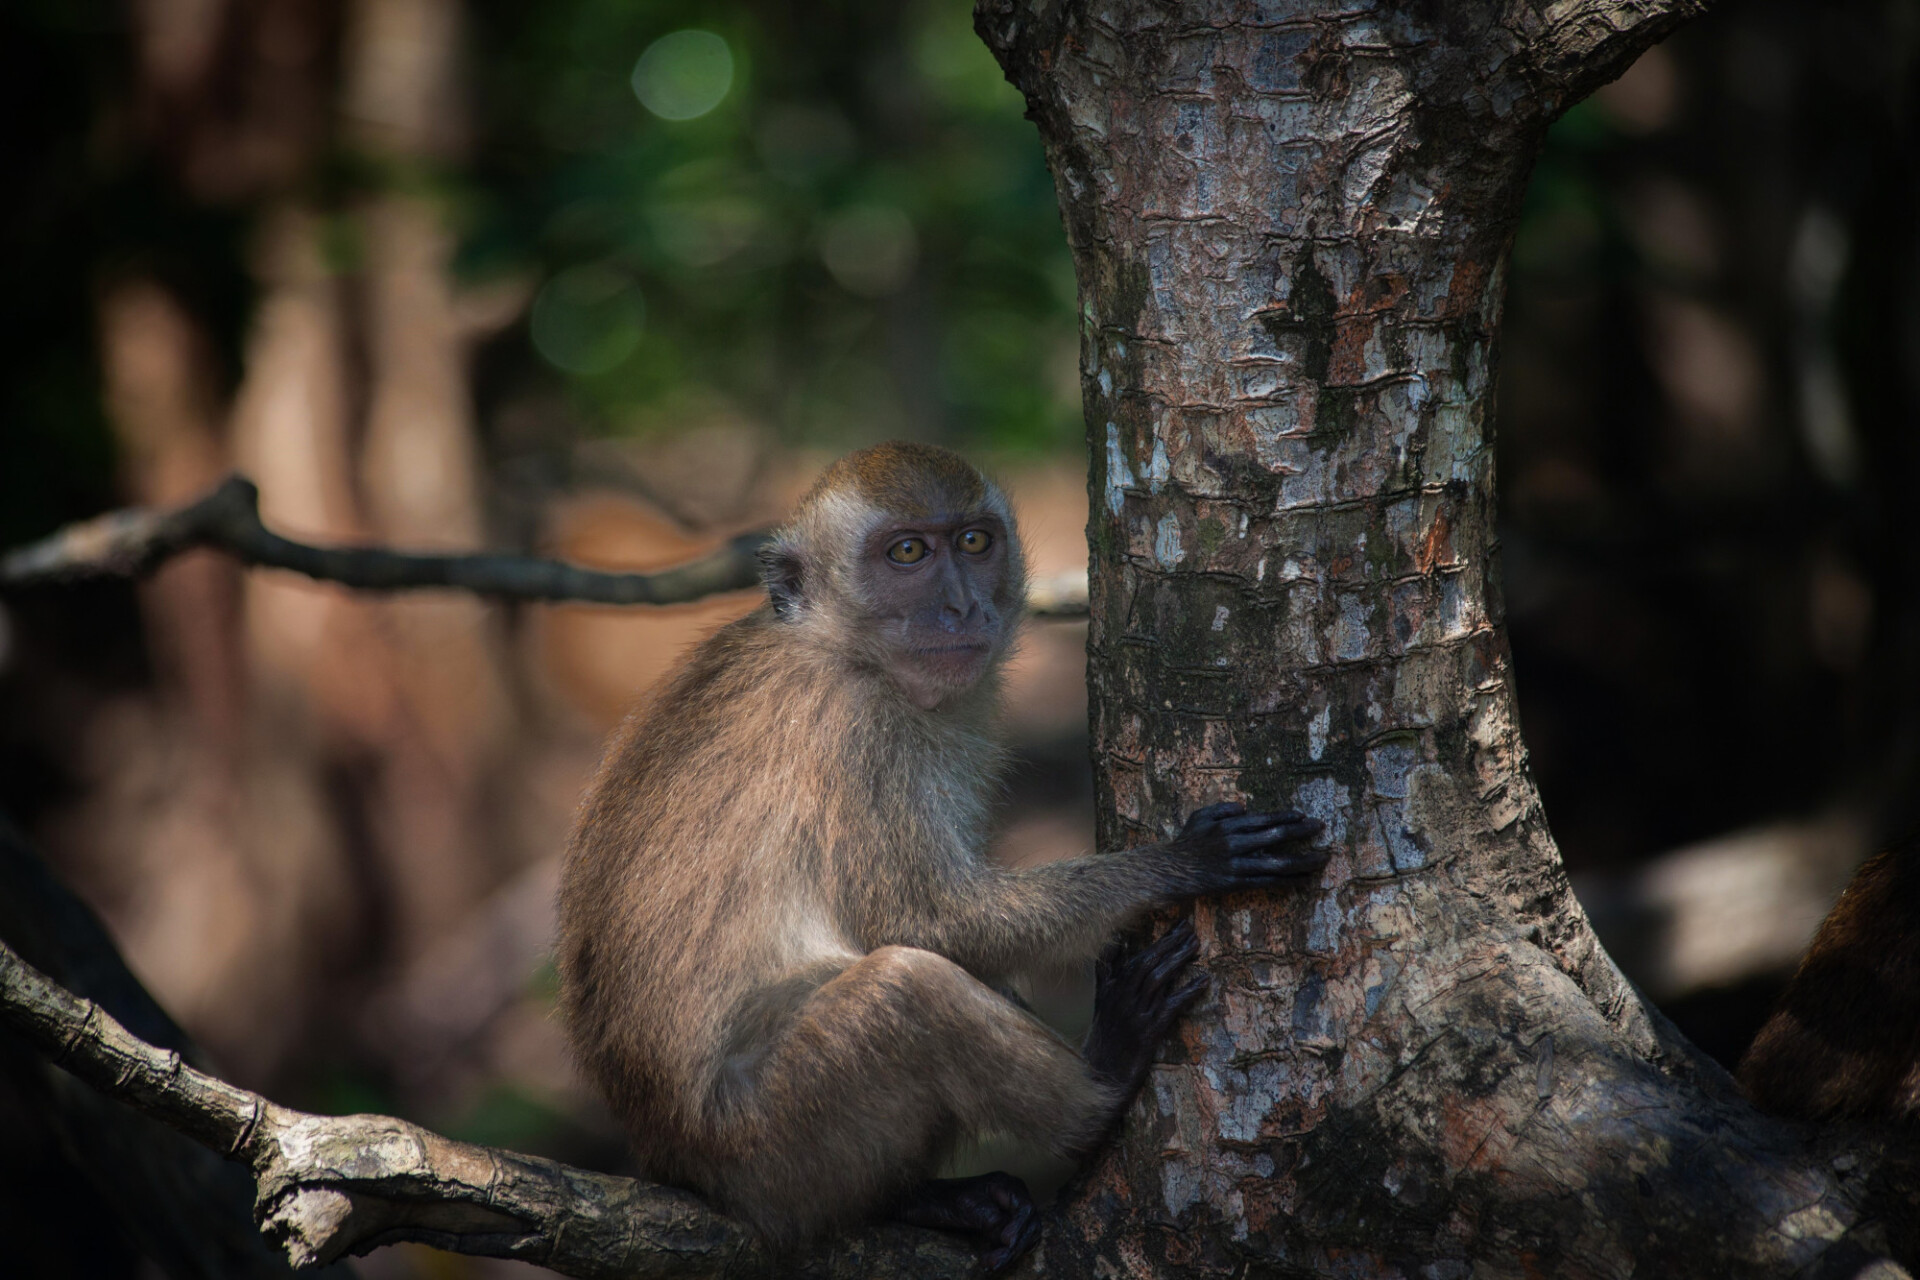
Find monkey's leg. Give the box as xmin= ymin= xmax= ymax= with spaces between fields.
xmin=882 ymin=930 xmax=1208 ymax=1268
xmin=707 ymin=945 xmax=1114 ymax=1258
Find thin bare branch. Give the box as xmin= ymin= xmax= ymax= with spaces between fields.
xmin=0 ymin=935 xmax=974 ymax=1279
xmin=0 ymin=475 xmax=765 ymax=605
xmin=0 ymin=474 xmax=1092 ymax=617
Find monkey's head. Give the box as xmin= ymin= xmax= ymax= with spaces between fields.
xmin=761 ymin=442 xmax=1027 ymax=710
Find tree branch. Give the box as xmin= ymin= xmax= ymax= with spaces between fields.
xmin=0 ymin=475 xmax=767 ymax=606
xmin=0 ymin=818 xmax=326 ymax=1278
xmin=0 ymin=474 xmax=1091 ymax=617
xmin=0 ymin=934 xmax=976 ymax=1279
xmin=1523 ymin=0 xmax=1715 ymax=110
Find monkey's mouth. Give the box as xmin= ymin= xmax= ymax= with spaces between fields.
xmin=914 ymin=641 xmax=992 ymax=681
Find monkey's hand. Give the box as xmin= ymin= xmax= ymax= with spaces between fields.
xmin=1171 ymin=801 xmax=1326 ymax=895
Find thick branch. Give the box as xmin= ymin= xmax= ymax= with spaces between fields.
xmin=0 ymin=937 xmax=974 ymax=1279
xmin=0 ymin=820 xmax=320 ymax=1278
xmin=1524 ymin=0 xmax=1714 ymax=109
xmin=0 ymin=474 xmax=1091 ymax=617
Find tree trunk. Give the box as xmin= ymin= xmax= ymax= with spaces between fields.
xmin=979 ymin=2 xmax=1914 ymax=1275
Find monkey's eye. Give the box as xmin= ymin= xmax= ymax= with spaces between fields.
xmin=887 ymin=537 xmax=929 ymax=565
xmin=957 ymin=529 xmax=993 ymax=555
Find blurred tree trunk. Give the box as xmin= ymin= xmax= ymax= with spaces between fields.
xmin=80 ymin=0 xmax=521 ymax=1085
xmin=980 ymin=2 xmax=1915 ymax=1275
xmin=90 ymin=0 xmax=366 ymax=1083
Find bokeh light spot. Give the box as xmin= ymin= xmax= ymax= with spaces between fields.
xmin=530 ymin=265 xmax=644 ymax=375
xmin=818 ymin=205 xmax=918 ymax=297
xmin=631 ymin=30 xmax=734 ymax=121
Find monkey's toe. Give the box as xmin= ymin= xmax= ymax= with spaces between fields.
xmin=978 ymin=1193 xmax=1041 ymax=1273
xmin=893 ymin=1172 xmax=1041 ymax=1271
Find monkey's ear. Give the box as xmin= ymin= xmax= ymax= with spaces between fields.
xmin=759 ymin=538 xmax=805 ymax=619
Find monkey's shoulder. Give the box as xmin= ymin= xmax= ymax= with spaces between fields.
xmin=590 ymin=612 xmax=808 ymax=772
xmin=614 ymin=606 xmax=999 ymax=776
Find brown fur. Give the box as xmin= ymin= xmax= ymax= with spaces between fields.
xmin=806 ymin=440 xmax=988 ymax=518
xmin=556 ymin=443 xmax=1201 ymax=1244
xmin=1739 ymin=838 xmax=1920 ymax=1123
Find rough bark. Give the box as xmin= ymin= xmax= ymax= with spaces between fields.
xmin=976 ymin=1 xmax=1917 ymax=1276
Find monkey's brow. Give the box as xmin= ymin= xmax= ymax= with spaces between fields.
xmin=878 ymin=512 xmax=1000 ymax=534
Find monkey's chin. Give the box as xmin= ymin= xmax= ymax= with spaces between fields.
xmin=894 ymin=644 xmax=991 ymax=710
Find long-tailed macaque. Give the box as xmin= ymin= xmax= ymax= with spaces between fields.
xmin=555 ymin=442 xmax=1326 ymax=1267
xmin=1739 ymin=837 xmax=1920 ymax=1124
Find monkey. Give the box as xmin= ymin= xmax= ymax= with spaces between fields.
xmin=1739 ymin=837 xmax=1920 ymax=1124
xmin=554 ymin=441 xmax=1326 ymax=1268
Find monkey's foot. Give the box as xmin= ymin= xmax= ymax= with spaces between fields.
xmin=891 ymin=1172 xmax=1040 ymax=1273
xmin=1082 ymin=920 xmax=1208 ymax=1101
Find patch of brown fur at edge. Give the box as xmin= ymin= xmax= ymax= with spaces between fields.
xmin=1739 ymin=837 xmax=1920 ymax=1123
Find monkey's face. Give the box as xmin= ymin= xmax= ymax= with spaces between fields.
xmin=859 ymin=511 xmax=1017 ymax=710
xmin=763 ymin=442 xmax=1028 ymax=709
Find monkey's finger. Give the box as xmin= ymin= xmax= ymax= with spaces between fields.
xmin=1142 ymin=918 xmax=1196 ymax=957
xmin=1141 ymin=927 xmax=1201 ymax=993
xmin=1229 ymin=851 xmax=1330 ymax=880
xmin=1231 ymin=845 xmax=1331 ymax=870
xmin=1217 ymin=808 xmax=1305 ymax=832
xmin=1143 ymin=970 xmax=1212 ymax=1041
xmin=1168 ymin=970 xmax=1210 ymax=1013
xmin=1111 ymin=926 xmax=1193 ymax=1001
xmin=1223 ymin=819 xmax=1324 ymax=854
xmin=1183 ymin=801 xmax=1246 ymax=831
xmin=1251 ymin=814 xmax=1321 ymax=837
xmin=1219 ymin=813 xmax=1317 ymax=836
xmin=1121 ymin=920 xmax=1190 ymax=972
xmin=978 ymin=1197 xmax=1039 ymax=1274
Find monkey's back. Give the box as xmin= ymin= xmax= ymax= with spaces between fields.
xmin=554 ymin=607 xmax=1003 ymax=1175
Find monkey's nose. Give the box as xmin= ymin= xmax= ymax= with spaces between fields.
xmin=938 ymin=578 xmax=975 ymax=619
xmin=938 ymin=596 xmax=983 ymax=630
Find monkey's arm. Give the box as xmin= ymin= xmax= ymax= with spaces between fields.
xmin=882 ymin=805 xmax=1325 ymax=976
